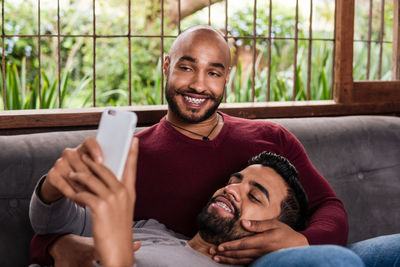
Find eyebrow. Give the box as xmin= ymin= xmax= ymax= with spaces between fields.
xmin=178 ymin=55 xmax=226 ymax=71
xmin=231 ymin=172 xmax=243 ymax=180
xmin=179 ymin=56 xmax=196 ymax=63
xmin=250 ymin=181 xmax=270 ymax=201
xmin=230 ymin=172 xmax=270 ymax=201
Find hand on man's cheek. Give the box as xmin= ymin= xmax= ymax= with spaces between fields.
xmin=209 ymin=219 xmax=309 ymax=265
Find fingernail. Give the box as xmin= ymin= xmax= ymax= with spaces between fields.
xmin=209 ymin=248 xmax=216 ymax=254
xmin=243 ymin=220 xmax=251 ymax=227
xmin=214 ymin=257 xmax=220 ymax=262
xmin=218 ymin=246 xmax=225 ymax=252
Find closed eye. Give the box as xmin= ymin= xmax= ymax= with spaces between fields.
xmin=249 ymin=193 xmax=261 ymax=203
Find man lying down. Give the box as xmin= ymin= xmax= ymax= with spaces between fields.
xmin=30 ymin=138 xmax=308 ymax=267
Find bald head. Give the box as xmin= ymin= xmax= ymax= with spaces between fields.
xmin=168 ymin=25 xmax=231 ymax=70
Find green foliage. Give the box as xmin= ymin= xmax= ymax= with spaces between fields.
xmin=0 ymin=0 xmax=394 ymax=109
xmin=226 ymin=5 xmax=335 ymax=102
xmin=0 ymin=58 xmax=92 ymax=110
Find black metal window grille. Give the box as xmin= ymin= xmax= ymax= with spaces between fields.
xmin=0 ymin=0 xmax=394 ymax=110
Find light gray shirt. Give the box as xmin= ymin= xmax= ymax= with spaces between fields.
xmin=29 ymin=177 xmax=241 ymax=267
xmin=132 ymin=219 xmax=239 ymax=267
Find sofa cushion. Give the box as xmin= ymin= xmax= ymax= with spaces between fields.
xmin=0 ymin=130 xmax=96 ymax=267
xmin=0 ymin=115 xmax=399 ymax=266
xmin=273 ymin=116 xmax=400 ymax=242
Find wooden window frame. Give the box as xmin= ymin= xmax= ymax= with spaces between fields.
xmin=0 ymin=0 xmax=399 ymax=135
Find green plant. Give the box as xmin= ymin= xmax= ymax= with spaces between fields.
xmin=1 ymin=0 xmax=393 ymax=109
xmin=0 ymin=58 xmax=92 ymax=110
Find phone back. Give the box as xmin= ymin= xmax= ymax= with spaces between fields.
xmin=96 ymin=109 xmax=137 ymax=180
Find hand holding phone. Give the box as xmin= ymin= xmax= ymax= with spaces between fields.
xmin=96 ymin=109 xmax=137 ymax=180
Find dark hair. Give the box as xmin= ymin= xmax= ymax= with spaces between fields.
xmin=248 ymin=152 xmax=308 ymax=231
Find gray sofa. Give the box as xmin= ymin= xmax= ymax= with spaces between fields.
xmin=1 ymin=115 xmax=399 ymax=267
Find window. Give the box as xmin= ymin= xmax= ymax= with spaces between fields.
xmin=0 ymin=0 xmax=399 ymax=134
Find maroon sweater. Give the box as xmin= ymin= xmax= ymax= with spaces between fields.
xmin=30 ymin=113 xmax=348 ymax=264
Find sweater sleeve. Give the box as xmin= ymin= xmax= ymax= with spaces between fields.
xmin=276 ymin=126 xmax=349 ymax=245
xmin=29 ymin=176 xmax=94 ymax=265
xmin=29 ymin=176 xmax=93 ymax=236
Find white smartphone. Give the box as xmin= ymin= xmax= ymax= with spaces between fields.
xmin=96 ymin=109 xmax=137 ymax=180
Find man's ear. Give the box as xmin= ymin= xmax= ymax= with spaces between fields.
xmin=163 ymin=55 xmax=170 ymax=76
xmin=225 ymin=67 xmax=232 ymax=84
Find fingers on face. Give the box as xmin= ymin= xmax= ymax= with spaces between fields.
xmin=242 ymin=218 xmax=278 ymax=232
xmin=213 ymin=255 xmax=254 ymax=265
xmin=213 ymin=248 xmax=262 ymax=265
xmin=215 ymin=248 xmax=261 ymax=259
xmin=218 ymin=237 xmax=250 ymax=251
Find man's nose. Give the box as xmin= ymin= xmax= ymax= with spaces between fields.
xmin=224 ymin=184 xmax=241 ymax=203
xmin=188 ymin=71 xmax=206 ymax=93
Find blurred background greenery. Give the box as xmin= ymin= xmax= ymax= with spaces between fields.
xmin=0 ymin=0 xmax=394 ymax=109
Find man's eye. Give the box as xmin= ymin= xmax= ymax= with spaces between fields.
xmin=249 ymin=193 xmax=261 ymax=203
xmin=209 ymin=71 xmax=221 ymax=77
xmin=179 ymin=66 xmax=191 ymax=71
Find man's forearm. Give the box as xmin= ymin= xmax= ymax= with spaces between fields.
xmin=30 ymin=177 xmax=94 ymax=266
xmin=29 ymin=176 xmax=92 ymax=235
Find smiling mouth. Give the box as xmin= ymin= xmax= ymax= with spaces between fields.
xmin=212 ymin=196 xmax=235 ymax=215
xmin=183 ymin=95 xmax=207 ymax=105
xmin=215 ymin=201 xmax=232 ymax=213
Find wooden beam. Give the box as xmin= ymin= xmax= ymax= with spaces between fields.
xmin=353 ymin=81 xmax=400 ymax=102
xmin=1 ymin=101 xmax=399 ymax=135
xmin=0 ymin=106 xmax=167 ymax=129
xmin=393 ymin=0 xmax=400 ymax=80
xmin=334 ymin=0 xmax=355 ymax=103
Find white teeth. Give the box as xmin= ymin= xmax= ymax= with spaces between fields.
xmin=216 ymin=201 xmax=232 ymax=213
xmin=184 ymin=95 xmax=206 ymax=104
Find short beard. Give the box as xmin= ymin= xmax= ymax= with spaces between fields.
xmin=165 ymin=80 xmax=223 ymax=123
xmin=196 ymin=196 xmax=254 ymax=245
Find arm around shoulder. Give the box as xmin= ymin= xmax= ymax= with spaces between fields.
xmin=276 ymin=126 xmax=349 ymax=245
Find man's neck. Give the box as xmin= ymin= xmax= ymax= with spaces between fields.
xmin=187 ymin=233 xmax=216 ymax=259
xmin=166 ymin=111 xmax=224 ymax=141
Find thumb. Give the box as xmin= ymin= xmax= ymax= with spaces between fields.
xmin=121 ymin=137 xmax=139 ymax=198
xmin=241 ymin=219 xmax=278 ymax=233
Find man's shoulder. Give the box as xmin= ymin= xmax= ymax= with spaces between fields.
xmin=134 ymin=118 xmax=171 ymax=142
xmin=222 ymin=112 xmax=287 ymax=133
xmin=135 ymin=121 xmax=162 ymax=137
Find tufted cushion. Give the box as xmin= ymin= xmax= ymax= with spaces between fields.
xmin=272 ymin=116 xmax=400 ymax=242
